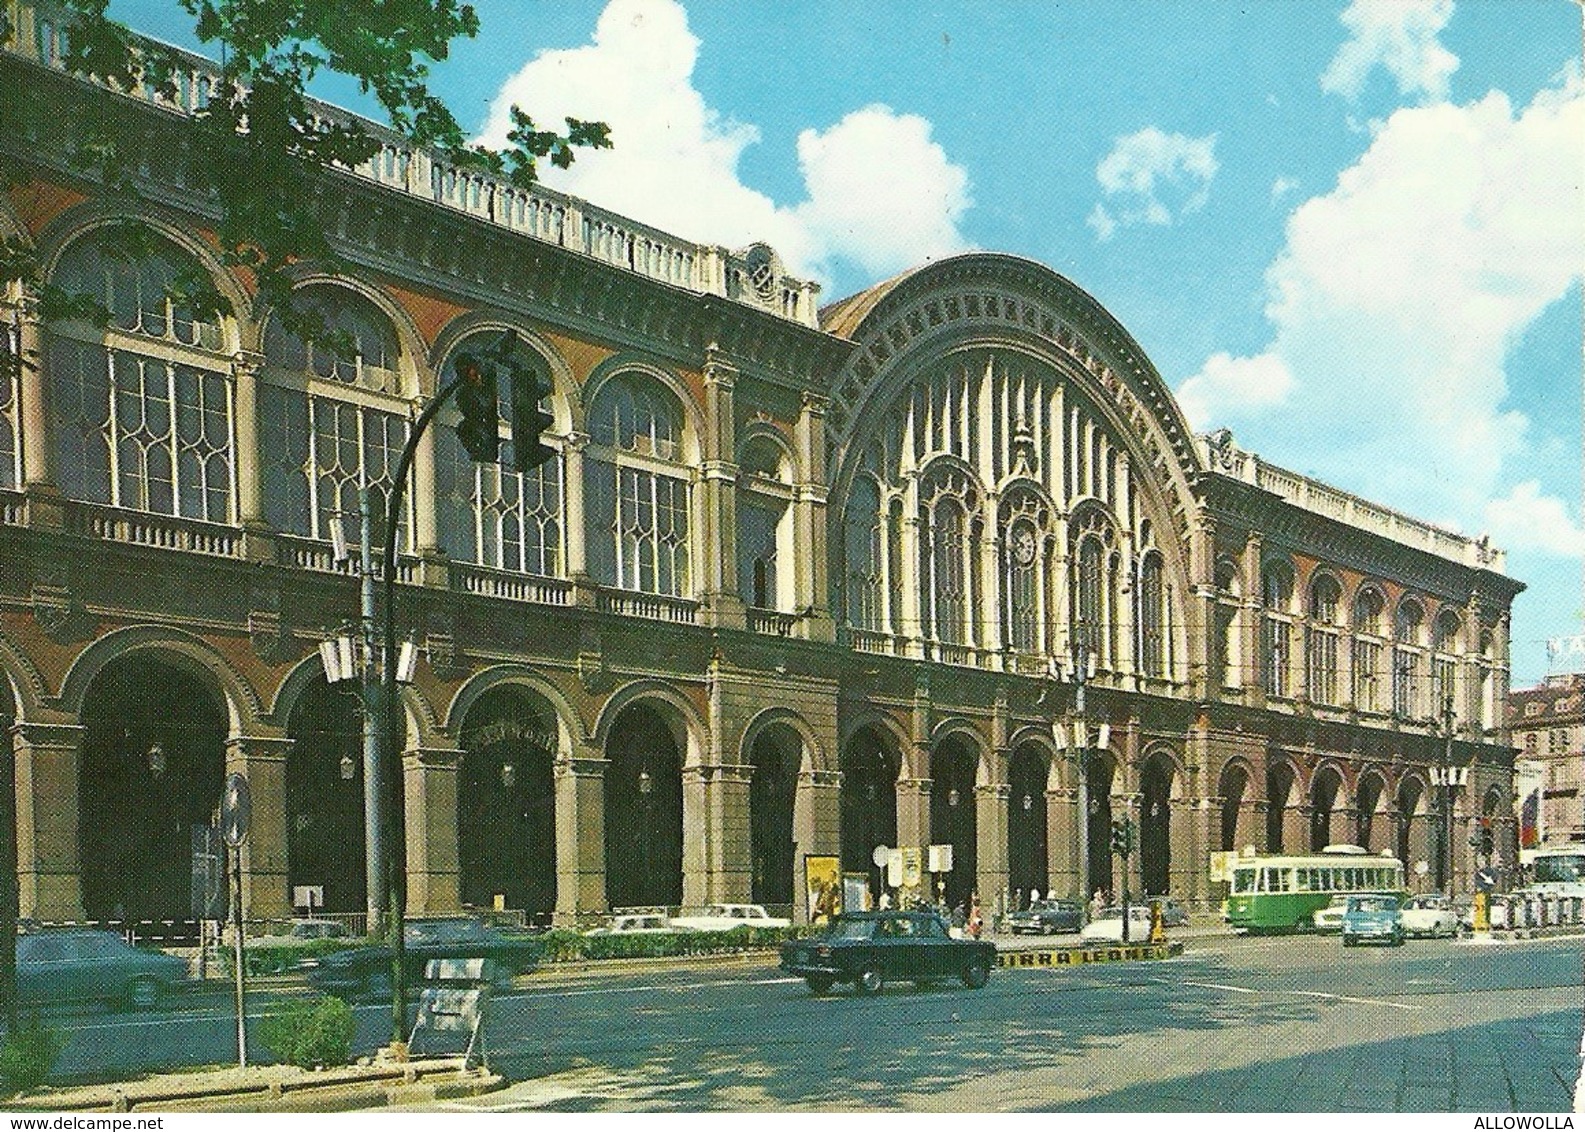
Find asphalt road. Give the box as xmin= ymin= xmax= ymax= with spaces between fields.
xmin=31 ymin=932 xmax=1585 ymax=1112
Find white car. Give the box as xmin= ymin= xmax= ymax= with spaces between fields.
xmin=1399 ymin=894 xmax=1460 ymax=938
xmin=585 ymin=913 xmax=676 ymax=936
xmin=669 ymin=903 xmax=791 ymax=931
xmin=1078 ymin=905 xmax=1154 ymax=943
xmin=1312 ymin=895 xmax=1349 ymax=933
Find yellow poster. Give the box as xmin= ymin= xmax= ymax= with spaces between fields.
xmin=804 ymin=854 xmax=842 ymax=924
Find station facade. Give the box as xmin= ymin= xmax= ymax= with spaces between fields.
xmin=0 ymin=9 xmax=1524 ymax=928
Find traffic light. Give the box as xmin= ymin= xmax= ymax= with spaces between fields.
xmin=453 ymin=351 xmax=499 ymax=462
xmin=506 ymin=357 xmax=555 ymax=474
xmin=1110 ymin=816 xmax=1135 ymax=858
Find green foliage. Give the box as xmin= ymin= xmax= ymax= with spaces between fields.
xmin=260 ymin=994 xmax=355 ymax=1069
xmin=8 ymin=0 xmax=610 ymax=342
xmin=0 ymin=1018 xmax=63 ymax=1097
xmin=532 ymin=924 xmax=810 ymax=964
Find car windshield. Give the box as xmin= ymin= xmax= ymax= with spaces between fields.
xmin=406 ymin=920 xmax=486 ymax=945
xmin=825 ymin=918 xmax=876 ymax=940
xmin=1350 ymin=897 xmax=1396 ymax=913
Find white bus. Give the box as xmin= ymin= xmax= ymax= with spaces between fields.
xmin=1521 ymin=845 xmax=1585 ymax=898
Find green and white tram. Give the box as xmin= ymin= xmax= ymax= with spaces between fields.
xmin=1220 ymin=845 xmax=1407 ymax=933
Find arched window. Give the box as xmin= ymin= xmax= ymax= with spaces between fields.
xmin=738 ymin=435 xmax=793 ymax=611
xmin=1353 ymin=587 xmax=1386 ymax=712
xmin=842 ymin=476 xmax=883 ymax=631
xmin=259 ymin=284 xmax=409 ymax=546
xmin=1261 ymin=561 xmax=1295 ymax=698
xmin=585 ymin=373 xmax=691 ymax=597
xmin=1000 ymin=490 xmax=1048 ymax=654
xmin=1213 ymin=559 xmax=1241 ymax=690
xmin=1306 ymin=574 xmax=1342 ymax=706
xmin=1432 ymin=608 xmax=1461 ymax=713
xmin=1393 ymin=599 xmax=1425 ymax=718
xmin=918 ymin=466 xmax=977 ymax=651
xmin=1075 ymin=537 xmax=1105 ymax=658
xmin=47 ymin=228 xmax=234 ymax=522
xmin=1137 ymin=553 xmax=1166 ymax=678
xmin=434 ymin=335 xmax=563 ymax=577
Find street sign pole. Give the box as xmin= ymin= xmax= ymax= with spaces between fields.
xmin=222 ymin=773 xmax=251 ymax=1069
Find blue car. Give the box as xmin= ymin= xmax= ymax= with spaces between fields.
xmin=1341 ymin=893 xmax=1403 ymax=947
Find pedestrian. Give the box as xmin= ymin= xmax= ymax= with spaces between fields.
xmin=1030 ymin=887 xmax=1042 ymax=907
xmin=1090 ymin=887 xmax=1107 ymax=921
xmin=967 ymin=895 xmax=984 ymax=939
xmin=879 ymin=890 xmax=893 ymax=910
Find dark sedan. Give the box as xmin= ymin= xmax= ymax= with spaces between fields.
xmin=1007 ymin=898 xmax=1082 ymax=935
xmin=780 ymin=911 xmax=996 ymax=996
xmin=306 ymin=917 xmax=541 ymax=1000
xmin=16 ymin=929 xmax=189 ymax=1010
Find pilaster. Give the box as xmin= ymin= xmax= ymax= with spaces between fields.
xmin=225 ymin=734 xmax=294 ymax=921
xmin=12 ymin=721 xmax=83 ymax=921
xmin=402 ymin=745 xmax=462 ymax=913
xmin=555 ymin=750 xmax=608 ymax=920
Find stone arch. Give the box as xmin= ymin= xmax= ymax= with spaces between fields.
xmin=429 ymin=314 xmax=580 ymax=435
xmin=1006 ymin=737 xmax=1051 ymax=903
xmin=839 ymin=720 xmax=902 ymax=881
xmin=1309 ymin=761 xmax=1348 ymax=850
xmin=842 ymin=709 xmax=913 ymax=779
xmin=1007 ymin=726 xmax=1062 ymax=789
xmin=930 ymin=728 xmax=982 ymax=906
xmin=929 ymin=717 xmax=993 ymax=786
xmin=1266 ymin=756 xmax=1300 ymax=853
xmin=0 ymin=627 xmax=48 ymax=723
xmin=1395 ymin=773 xmax=1431 ymax=874
xmin=255 ymin=272 xmax=429 ymax=396
xmin=737 ymin=425 xmax=797 ymax=484
xmin=1138 ymin=746 xmax=1181 ymax=896
xmin=582 ymin=355 xmax=706 ymax=467
xmin=601 ymin=696 xmax=689 ymax=910
xmin=58 ymin=625 xmax=265 ymax=736
xmin=282 ymin=673 xmax=367 ymax=915
xmin=1355 ymin=770 xmax=1391 ymax=853
xmin=591 ymin=679 xmax=707 ymax=769
xmin=1217 ymin=756 xmax=1258 ymax=853
xmin=740 ymin=707 xmax=825 ymax=774
xmin=741 ymin=715 xmax=806 ymax=909
xmin=442 ymin=664 xmax=585 ymax=756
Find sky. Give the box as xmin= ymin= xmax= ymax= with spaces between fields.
xmin=112 ymin=0 xmax=1585 ymax=687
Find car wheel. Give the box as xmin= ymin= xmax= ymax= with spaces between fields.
xmin=805 ymin=975 xmax=834 ymax=996
xmin=961 ymin=961 xmax=990 ymax=989
xmin=856 ymin=967 xmax=884 ymax=996
xmin=125 ymin=976 xmax=161 ymax=1011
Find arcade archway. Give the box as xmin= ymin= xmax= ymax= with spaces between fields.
xmin=603 ymin=704 xmax=683 ymax=909
xmin=747 ymin=724 xmax=800 ymax=908
xmin=929 ymin=734 xmax=978 ymax=908
xmin=839 ymin=725 xmax=898 ymax=883
xmin=1006 ymin=743 xmax=1048 ymax=904
xmin=285 ymin=676 xmax=366 ymax=914
xmin=1140 ymin=753 xmax=1175 ymax=896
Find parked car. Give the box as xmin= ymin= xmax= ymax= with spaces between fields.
xmin=307 ymin=916 xmax=541 ymax=1000
xmin=1399 ymin=894 xmax=1460 ymax=939
xmin=16 ymin=928 xmax=189 ymax=1010
xmin=585 ymin=913 xmax=676 ymax=936
xmin=779 ymin=911 xmax=996 ymax=995
xmin=1078 ymin=905 xmax=1155 ymax=943
xmin=1312 ymin=894 xmax=1349 ymax=933
xmin=670 ymin=903 xmax=791 ymax=931
xmin=1341 ymin=893 xmax=1403 ymax=947
xmin=1007 ymin=899 xmax=1083 ymax=935
xmin=1151 ymin=896 xmax=1190 ymax=928
xmin=245 ymin=917 xmax=353 ymax=974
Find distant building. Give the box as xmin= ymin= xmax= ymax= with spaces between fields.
xmin=1509 ymin=674 xmax=1585 ymax=846
xmin=0 ymin=3 xmax=1526 ymax=930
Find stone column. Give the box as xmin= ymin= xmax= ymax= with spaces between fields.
xmin=681 ymin=764 xmax=708 ymax=908
xmin=1046 ymin=786 xmax=1079 ymax=900
xmin=795 ymin=393 xmax=833 ymax=643
xmin=706 ymin=763 xmax=754 ymax=903
xmin=12 ymin=721 xmax=83 ymax=921
xmin=898 ymin=478 xmax=923 ymax=657
xmin=979 ymin=493 xmax=1003 ymax=661
xmin=895 ymin=776 xmax=931 ymax=852
xmin=225 ymin=735 xmax=294 ymax=922
xmin=700 ymin=351 xmax=743 ymax=629
xmin=554 ymin=747 xmax=608 ymax=922
xmin=792 ymin=768 xmax=842 ymax=923
xmin=230 ymin=351 xmax=275 ymax=562
xmin=403 ymin=745 xmax=462 ymax=913
xmin=1169 ymin=797 xmax=1198 ymax=902
xmin=1282 ymin=802 xmax=1308 ymax=855
xmin=13 ymin=294 xmax=65 ymax=529
xmin=409 ymin=422 xmax=449 ymax=586
xmin=561 ymin=433 xmax=596 ymax=607
xmin=975 ymin=782 xmax=1010 ymax=913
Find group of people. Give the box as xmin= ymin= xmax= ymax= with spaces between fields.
xmin=873 ymin=889 xmax=985 ymax=938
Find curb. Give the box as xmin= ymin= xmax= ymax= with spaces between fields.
xmin=10 ymin=1058 xmax=501 ymax=1114
xmin=996 ymin=940 xmax=1185 ymax=967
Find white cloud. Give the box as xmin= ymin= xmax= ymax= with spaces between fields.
xmin=471 ymin=0 xmax=970 ymax=284
xmin=1270 ymin=176 xmax=1299 ymax=202
xmin=1087 ymin=127 xmax=1218 ymax=241
xmin=1321 ymin=0 xmax=1459 ymax=104
xmin=1177 ymin=71 xmax=1584 ymax=529
xmin=1484 ymin=482 xmax=1585 ymax=558
xmin=1177 ymin=352 xmax=1295 ymax=430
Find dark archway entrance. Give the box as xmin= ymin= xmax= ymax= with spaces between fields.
xmin=1140 ymin=754 xmax=1174 ymax=896
xmin=1310 ymin=766 xmax=1343 ymax=851
xmin=458 ymin=686 xmax=557 ymax=920
xmin=748 ymin=725 xmax=799 ymax=909
xmin=840 ymin=726 xmax=898 ymax=886
xmin=604 ymin=704 xmax=683 ymax=909
xmin=930 ymin=735 xmax=978 ymax=908
xmin=80 ymin=656 xmax=226 ymax=925
xmin=1267 ymin=762 xmax=1296 ymax=853
xmin=1396 ymin=778 xmax=1424 ymax=875
xmin=1007 ymin=744 xmax=1048 ymax=904
xmin=1219 ymin=763 xmax=1249 ymax=852
xmin=285 ymin=677 xmax=366 ymax=914
xmin=1356 ymin=774 xmax=1385 ymax=852
xmin=1086 ymin=755 xmax=1115 ymax=900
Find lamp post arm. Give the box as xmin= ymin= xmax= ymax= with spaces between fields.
xmin=380 ymin=371 xmax=470 ymax=1049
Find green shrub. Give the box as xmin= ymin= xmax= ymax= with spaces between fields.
xmin=532 ymin=923 xmax=814 ymax=964
xmin=260 ymin=995 xmax=356 ymax=1069
xmin=0 ymin=1018 xmax=63 ymax=1097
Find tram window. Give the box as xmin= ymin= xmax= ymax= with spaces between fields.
xmin=1232 ymin=869 xmax=1255 ymax=893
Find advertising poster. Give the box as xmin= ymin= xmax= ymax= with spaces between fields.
xmin=803 ymin=854 xmax=841 ymax=924
xmin=842 ymin=871 xmax=871 ymax=913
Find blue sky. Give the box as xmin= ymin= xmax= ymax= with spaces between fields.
xmin=113 ymin=0 xmax=1584 ymax=687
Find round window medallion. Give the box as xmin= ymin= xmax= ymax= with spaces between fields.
xmin=1013 ymin=526 xmax=1037 ymax=566
xmin=744 ymin=244 xmax=778 ymax=301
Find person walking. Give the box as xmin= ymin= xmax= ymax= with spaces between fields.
xmin=967 ymin=896 xmax=984 ymax=939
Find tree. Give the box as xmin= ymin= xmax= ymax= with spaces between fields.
xmin=0 ymin=0 xmax=609 ymax=1032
